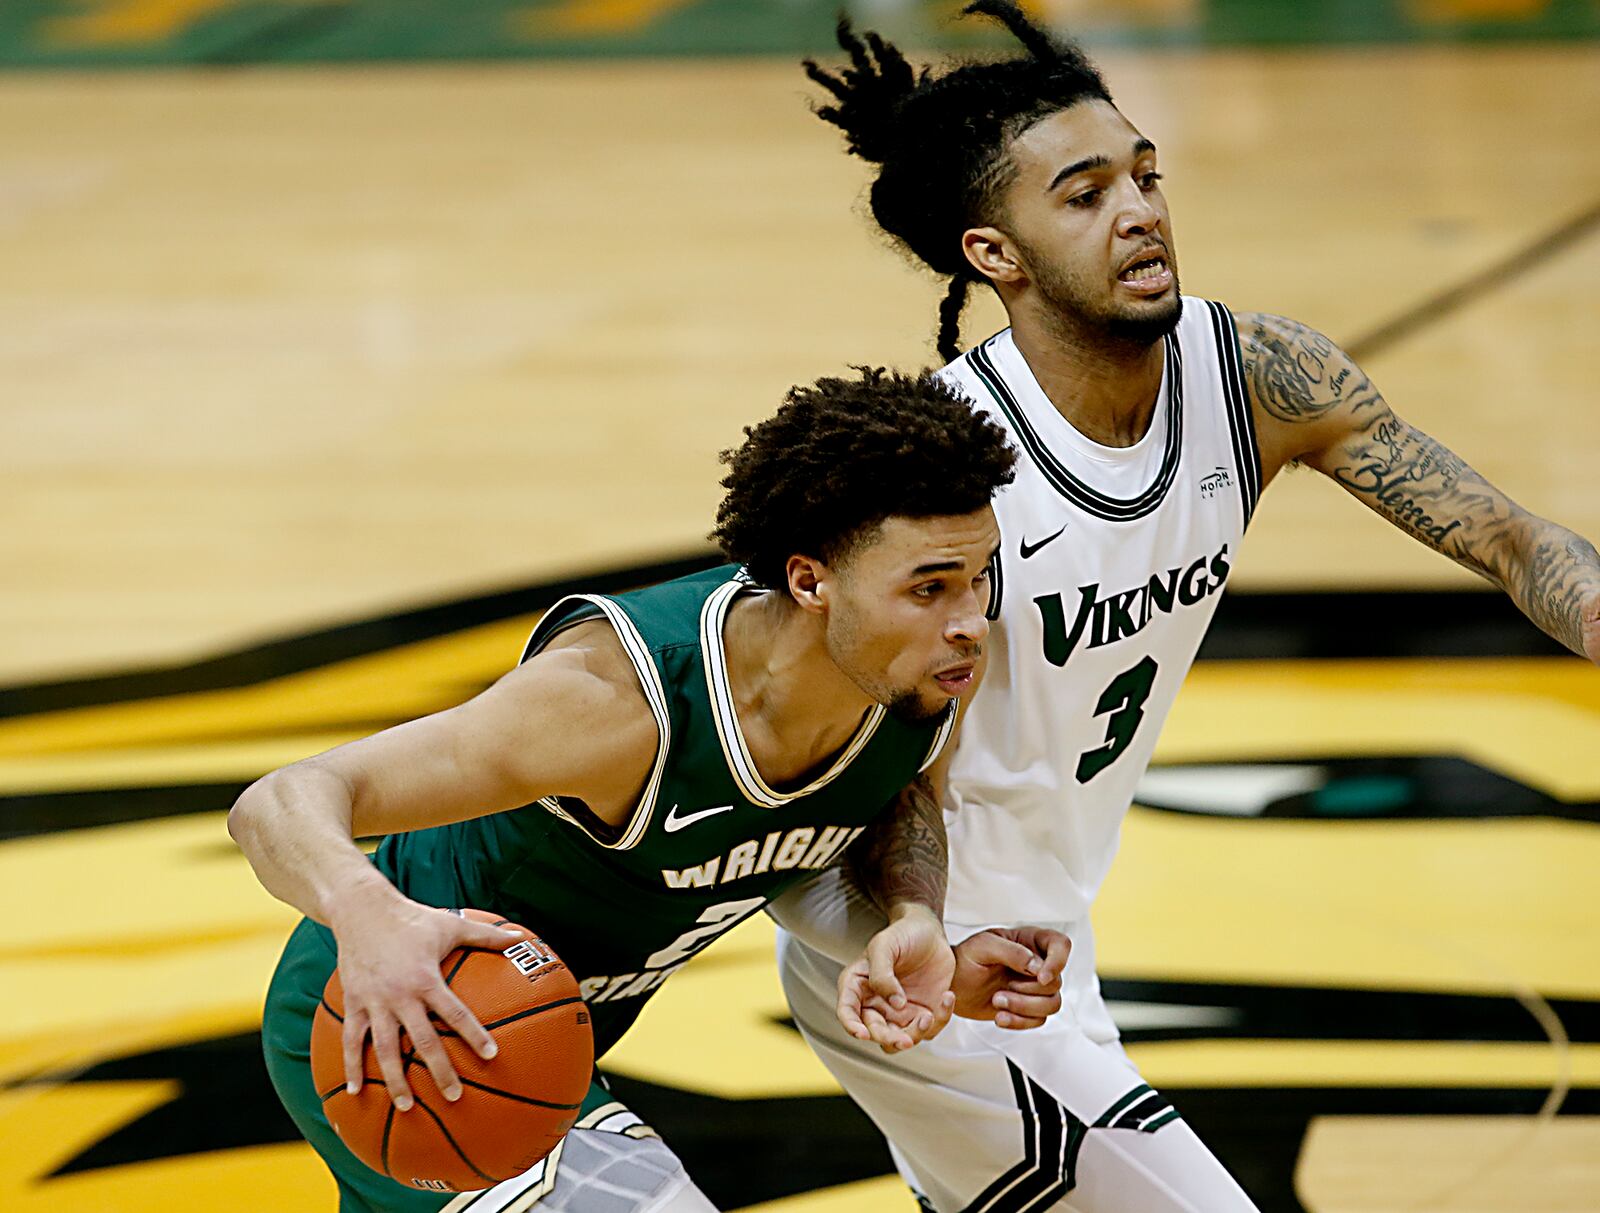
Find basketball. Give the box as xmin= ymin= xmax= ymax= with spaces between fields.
xmin=310 ymin=909 xmax=593 ymax=1192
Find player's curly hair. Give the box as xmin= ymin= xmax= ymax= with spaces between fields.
xmin=803 ymin=1 xmax=1111 ymax=362
xmin=713 ymin=367 xmax=1016 ymax=592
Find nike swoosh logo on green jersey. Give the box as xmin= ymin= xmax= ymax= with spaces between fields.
xmin=662 ymin=802 xmax=737 ymax=832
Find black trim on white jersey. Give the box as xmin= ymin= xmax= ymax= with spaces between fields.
xmin=985 ymin=546 xmax=1004 ymax=622
xmin=966 ymin=335 xmax=1184 ymax=522
xmin=1206 ymin=300 xmax=1263 ymax=531
xmin=960 ymin=1061 xmax=1087 ymax=1213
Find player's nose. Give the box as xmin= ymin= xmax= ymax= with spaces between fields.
xmin=946 ymin=594 xmax=990 ymax=645
xmin=1115 ymin=187 xmax=1161 ymax=237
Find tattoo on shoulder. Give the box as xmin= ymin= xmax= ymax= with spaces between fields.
xmin=1238 ymin=312 xmax=1383 ymax=424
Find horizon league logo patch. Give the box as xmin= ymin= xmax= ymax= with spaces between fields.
xmin=504 ymin=937 xmax=559 ymax=978
xmin=1035 ymin=544 xmax=1231 ymax=666
xmin=1199 ymin=466 xmax=1232 ymax=499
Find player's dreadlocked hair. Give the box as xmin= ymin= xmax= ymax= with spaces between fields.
xmin=713 ymin=367 xmax=1016 ymax=593
xmin=803 ymin=1 xmax=1112 ymax=362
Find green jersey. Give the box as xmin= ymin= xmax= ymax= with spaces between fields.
xmin=374 ymin=564 xmax=954 ymax=1054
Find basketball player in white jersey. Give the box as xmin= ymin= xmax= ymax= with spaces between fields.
xmin=769 ymin=4 xmax=1600 ymax=1210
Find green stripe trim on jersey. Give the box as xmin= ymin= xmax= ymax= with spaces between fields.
xmin=527 ymin=593 xmax=672 ymax=851
xmin=698 ymin=579 xmax=887 ymax=808
xmin=1092 ymin=1083 xmax=1154 ymax=1128
xmin=967 ymin=335 xmax=1184 ymax=522
xmin=1143 ymin=1108 xmax=1184 ymax=1132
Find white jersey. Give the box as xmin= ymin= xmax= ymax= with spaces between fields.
xmin=937 ymin=296 xmax=1261 ymax=1036
xmin=772 ymin=297 xmax=1266 ymax=1212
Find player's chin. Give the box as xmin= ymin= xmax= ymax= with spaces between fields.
xmin=886 ymin=686 xmax=955 ymax=724
xmin=1105 ymin=291 xmax=1182 ymax=341
xmin=1112 ymin=282 xmax=1179 ymax=311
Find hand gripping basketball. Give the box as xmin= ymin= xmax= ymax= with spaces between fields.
xmin=323 ymin=893 xmax=523 ymax=1108
xmin=312 ymin=907 xmax=595 ymax=1192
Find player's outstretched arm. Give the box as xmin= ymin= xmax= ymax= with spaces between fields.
xmin=227 ymin=619 xmax=657 ymax=1107
xmin=1238 ymin=311 xmax=1600 ymax=663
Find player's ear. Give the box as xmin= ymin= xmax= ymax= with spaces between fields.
xmin=785 ymin=554 xmax=830 ymax=615
xmin=963 ymin=226 xmax=1025 ymax=286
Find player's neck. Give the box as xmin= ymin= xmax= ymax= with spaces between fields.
xmin=1010 ymin=310 xmax=1165 ymax=449
xmin=722 ymin=592 xmax=876 ymax=789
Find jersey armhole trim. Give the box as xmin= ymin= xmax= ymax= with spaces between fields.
xmin=918 ymin=702 xmax=959 ymax=774
xmin=1206 ymin=299 xmax=1263 ymax=531
xmin=523 ymin=593 xmax=672 ymax=852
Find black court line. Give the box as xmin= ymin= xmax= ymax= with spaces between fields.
xmin=0 ymin=782 xmax=249 ymax=842
xmin=0 ymin=560 xmax=1575 ymax=727
xmin=1345 ymin=194 xmax=1600 ymax=363
xmin=0 ymin=551 xmax=721 ymax=721
xmin=1194 ymin=586 xmax=1567 ymax=661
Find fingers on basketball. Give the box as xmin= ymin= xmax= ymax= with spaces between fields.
xmin=311 ymin=909 xmax=594 ymax=1193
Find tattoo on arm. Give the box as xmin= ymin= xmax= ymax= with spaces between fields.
xmin=1239 ymin=313 xmax=1600 ymax=658
xmin=1518 ymin=533 xmax=1600 ymax=658
xmin=1330 ymin=410 xmax=1506 ymax=561
xmin=851 ymin=773 xmax=947 ymax=918
xmin=1334 ymin=400 xmax=1600 ymax=657
xmin=1239 ymin=312 xmax=1384 ymax=424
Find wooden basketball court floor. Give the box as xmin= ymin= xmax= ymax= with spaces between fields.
xmin=2 ymin=43 xmax=1599 ymax=1213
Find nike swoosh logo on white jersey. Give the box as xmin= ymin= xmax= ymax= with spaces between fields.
xmin=1019 ymin=524 xmax=1067 ymax=559
xmin=662 ymin=802 xmax=737 ymax=832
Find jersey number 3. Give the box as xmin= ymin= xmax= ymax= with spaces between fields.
xmin=1076 ymin=656 xmax=1159 ymax=783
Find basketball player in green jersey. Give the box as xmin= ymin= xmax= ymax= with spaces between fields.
xmin=231 ymin=368 xmax=1071 ymax=1213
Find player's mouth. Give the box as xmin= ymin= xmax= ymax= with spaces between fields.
xmin=1115 ymin=246 xmax=1173 ymax=296
xmin=932 ymin=662 xmax=976 ymax=695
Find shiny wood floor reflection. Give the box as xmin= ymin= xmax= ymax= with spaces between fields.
xmin=3 ymin=46 xmax=1599 ymax=683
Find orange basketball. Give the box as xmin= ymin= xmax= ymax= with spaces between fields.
xmin=310 ymin=908 xmax=593 ymax=1193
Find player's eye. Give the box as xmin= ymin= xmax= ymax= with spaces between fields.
xmin=1067 ymin=189 xmax=1101 ymax=209
xmin=1139 ymin=171 xmax=1163 ymax=190
xmin=974 ymin=567 xmax=992 ymax=585
xmin=912 ymin=582 xmax=942 ymax=599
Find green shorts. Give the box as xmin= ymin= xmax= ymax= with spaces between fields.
xmin=262 ymin=918 xmax=621 ymax=1213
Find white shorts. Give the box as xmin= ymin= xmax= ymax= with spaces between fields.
xmin=776 ymin=932 xmax=1261 ymax=1213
